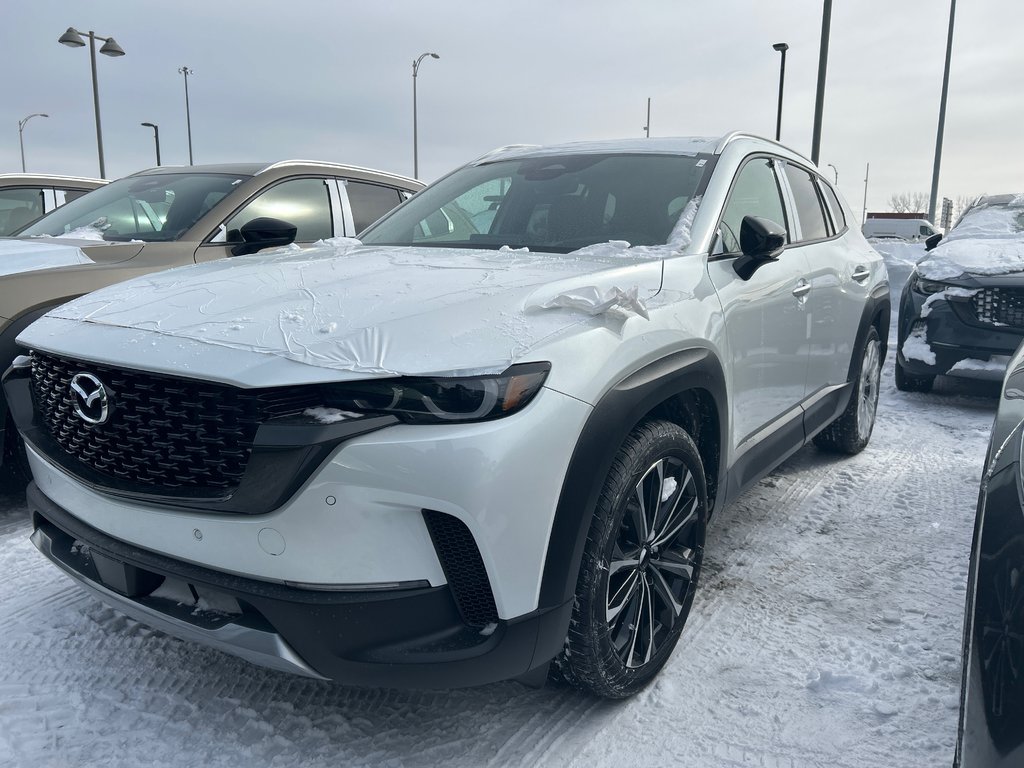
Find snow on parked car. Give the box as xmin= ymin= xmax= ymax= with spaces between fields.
xmin=896 ymin=194 xmax=1024 ymax=392
xmin=4 ymin=133 xmax=888 ymax=698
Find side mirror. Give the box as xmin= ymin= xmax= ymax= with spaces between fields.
xmin=733 ymin=215 xmax=787 ymax=280
xmin=231 ymin=216 xmax=298 ymax=256
xmin=924 ymin=232 xmax=943 ymax=251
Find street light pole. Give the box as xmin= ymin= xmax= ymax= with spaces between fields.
xmin=928 ymin=0 xmax=957 ymax=225
xmin=772 ymin=43 xmax=788 ymax=142
xmin=810 ymin=0 xmax=832 ymax=165
xmin=643 ymin=97 xmax=651 ymax=138
xmin=179 ymin=66 xmax=194 ymax=165
xmin=827 ymin=163 xmax=838 ymax=184
xmin=412 ymin=52 xmax=439 ymax=179
xmin=18 ymin=113 xmax=49 ymax=173
xmin=141 ymin=122 xmax=161 ymax=165
xmin=58 ymin=27 xmax=125 ymax=179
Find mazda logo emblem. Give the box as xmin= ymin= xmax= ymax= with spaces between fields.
xmin=70 ymin=373 xmax=111 ymax=425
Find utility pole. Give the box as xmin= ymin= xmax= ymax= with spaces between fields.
xmin=643 ymin=97 xmax=651 ymax=138
xmin=179 ymin=66 xmax=194 ymax=165
xmin=928 ymin=0 xmax=957 ymax=224
xmin=862 ymin=162 xmax=870 ymax=225
xmin=810 ymin=0 xmax=832 ymax=165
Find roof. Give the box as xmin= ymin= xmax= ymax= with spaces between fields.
xmin=473 ymin=132 xmax=815 ymax=167
xmin=129 ymin=161 xmax=421 ymax=188
xmin=0 ymin=173 xmax=106 ymax=186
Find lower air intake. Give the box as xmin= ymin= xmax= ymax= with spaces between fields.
xmin=422 ymin=510 xmax=499 ymax=628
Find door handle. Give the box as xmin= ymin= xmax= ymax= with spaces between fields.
xmin=851 ymin=265 xmax=871 ymax=283
xmin=792 ymin=281 xmax=811 ymax=298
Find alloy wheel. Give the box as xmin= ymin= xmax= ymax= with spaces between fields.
xmin=605 ymin=456 xmax=701 ymax=669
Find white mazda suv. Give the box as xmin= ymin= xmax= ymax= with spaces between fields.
xmin=5 ymin=134 xmax=888 ymax=698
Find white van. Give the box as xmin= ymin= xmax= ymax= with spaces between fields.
xmin=862 ymin=217 xmax=940 ymax=241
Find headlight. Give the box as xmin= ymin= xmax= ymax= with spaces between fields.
xmin=309 ymin=362 xmax=551 ymax=424
xmin=912 ymin=274 xmax=950 ymax=295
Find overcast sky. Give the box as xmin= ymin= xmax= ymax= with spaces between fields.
xmin=4 ymin=0 xmax=1022 ymax=218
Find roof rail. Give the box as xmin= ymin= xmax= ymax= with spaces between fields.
xmin=714 ymin=132 xmax=816 ymax=167
xmin=256 ymin=160 xmax=420 ymax=185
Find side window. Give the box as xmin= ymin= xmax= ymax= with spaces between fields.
xmin=715 ymin=158 xmax=787 ymax=255
xmin=784 ymin=165 xmax=829 ymax=242
xmin=0 ymin=187 xmax=45 ymax=236
xmin=223 ymin=178 xmax=332 ymax=243
xmin=819 ymin=181 xmax=847 ymax=233
xmin=919 ymin=224 xmax=932 ymax=237
xmin=60 ymin=188 xmax=91 ymax=204
xmin=347 ymin=182 xmax=403 ymax=233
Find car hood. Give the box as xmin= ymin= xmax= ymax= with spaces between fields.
xmin=0 ymin=236 xmax=144 ymax=278
xmin=917 ymin=202 xmax=1024 ymax=280
xmin=20 ymin=239 xmax=668 ymax=386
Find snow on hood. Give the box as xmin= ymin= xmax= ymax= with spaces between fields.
xmin=27 ymin=238 xmax=668 ymax=380
xmin=0 ymin=237 xmax=93 ymax=277
xmin=917 ymin=195 xmax=1024 ymax=280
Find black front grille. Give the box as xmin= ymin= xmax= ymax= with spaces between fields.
xmin=422 ymin=510 xmax=499 ymax=628
xmin=973 ymin=287 xmax=1024 ymax=328
xmin=30 ymin=352 xmax=318 ymax=496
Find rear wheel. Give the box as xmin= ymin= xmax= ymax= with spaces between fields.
xmin=815 ymin=327 xmax=882 ymax=455
xmin=556 ymin=420 xmax=706 ymax=698
xmin=895 ymin=358 xmax=935 ymax=392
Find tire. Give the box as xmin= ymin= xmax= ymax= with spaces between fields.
xmin=555 ymin=419 xmax=707 ymax=698
xmin=815 ymin=326 xmax=882 ymax=455
xmin=895 ymin=358 xmax=935 ymax=393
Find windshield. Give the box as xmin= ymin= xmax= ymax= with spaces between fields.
xmin=360 ymin=153 xmax=711 ymax=253
xmin=948 ymin=194 xmax=1024 ymax=241
xmin=16 ymin=172 xmax=251 ymax=242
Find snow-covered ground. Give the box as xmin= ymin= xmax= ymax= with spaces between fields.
xmin=0 ymin=242 xmax=997 ymax=768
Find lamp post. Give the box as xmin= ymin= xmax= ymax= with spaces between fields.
xmin=412 ymin=52 xmax=439 ymax=179
xmin=178 ymin=66 xmax=194 ymax=165
xmin=18 ymin=113 xmax=49 ymax=172
xmin=643 ymin=97 xmax=651 ymax=138
xmin=827 ymin=163 xmax=838 ymax=184
xmin=772 ymin=43 xmax=788 ymax=141
xmin=58 ymin=26 xmax=125 ymax=179
xmin=141 ymin=122 xmax=161 ymax=166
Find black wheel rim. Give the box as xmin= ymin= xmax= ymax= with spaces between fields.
xmin=605 ymin=456 xmax=702 ymax=669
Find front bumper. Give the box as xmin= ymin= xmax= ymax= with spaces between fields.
xmin=28 ymin=482 xmax=572 ymax=688
xmin=897 ymin=283 xmax=1024 ymax=378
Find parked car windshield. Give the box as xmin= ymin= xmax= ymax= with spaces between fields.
xmin=15 ymin=172 xmax=251 ymax=242
xmin=360 ymin=153 xmax=710 ymax=253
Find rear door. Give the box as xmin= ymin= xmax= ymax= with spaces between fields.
xmin=781 ymin=164 xmax=868 ymax=396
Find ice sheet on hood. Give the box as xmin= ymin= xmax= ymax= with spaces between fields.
xmin=531 ymin=285 xmax=650 ymax=320
xmin=42 ymin=239 xmax=666 ymax=377
xmin=917 ymin=239 xmax=1024 ymax=280
xmin=0 ymin=238 xmax=93 ymax=277
xmin=918 ymin=195 xmax=1024 ymax=279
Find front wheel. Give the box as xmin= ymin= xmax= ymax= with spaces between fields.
xmin=555 ymin=420 xmax=707 ymax=698
xmin=814 ymin=327 xmax=882 ymax=455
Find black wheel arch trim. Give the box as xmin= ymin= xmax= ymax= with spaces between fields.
xmin=537 ymin=346 xmax=728 ymax=611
